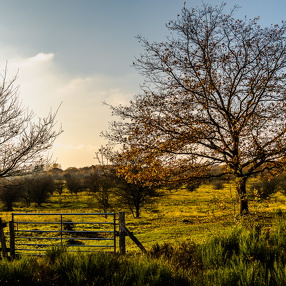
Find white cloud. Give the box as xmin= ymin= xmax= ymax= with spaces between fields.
xmin=28 ymin=52 xmax=55 ymax=62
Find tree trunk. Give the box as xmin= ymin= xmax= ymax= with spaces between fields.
xmin=236 ymin=177 xmax=249 ymax=215
xmin=135 ymin=204 xmax=140 ymax=218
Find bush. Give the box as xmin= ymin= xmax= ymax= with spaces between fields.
xmin=20 ymin=174 xmax=55 ymax=207
xmin=147 ymin=223 xmax=286 ymax=285
xmin=0 ymin=180 xmax=23 ymax=211
xmin=0 ymin=256 xmax=40 ymax=285
xmin=149 ymin=241 xmax=202 ymax=274
xmin=249 ymin=178 xmax=279 ymax=200
xmin=45 ymin=245 xmax=67 ymax=264
xmin=211 ymin=180 xmax=225 ymax=190
xmin=185 ymin=183 xmax=200 ymax=192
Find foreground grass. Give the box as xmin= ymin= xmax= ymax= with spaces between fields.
xmin=0 ymin=250 xmax=189 ymax=286
xmin=2 ymin=219 xmax=286 ymax=285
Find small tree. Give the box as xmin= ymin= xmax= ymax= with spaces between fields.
xmin=90 ymin=166 xmax=116 ymax=215
xmin=104 ymin=3 xmax=286 ymax=214
xmin=84 ymin=172 xmax=100 ymax=194
xmin=22 ymin=174 xmax=55 ymax=206
xmin=64 ymin=173 xmax=83 ymax=195
xmin=0 ymin=179 xmax=23 ymax=211
xmin=115 ymin=177 xmax=161 ymax=218
xmin=54 ymin=180 xmax=65 ymax=195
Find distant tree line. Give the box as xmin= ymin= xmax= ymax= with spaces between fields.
xmin=0 ymin=165 xmax=162 ymax=217
xmin=1 ymin=162 xmax=284 ymax=215
xmin=0 ymin=174 xmax=54 ymax=211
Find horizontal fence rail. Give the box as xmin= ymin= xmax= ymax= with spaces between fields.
xmin=10 ymin=213 xmax=117 ymax=255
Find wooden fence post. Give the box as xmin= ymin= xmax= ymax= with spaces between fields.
xmin=0 ymin=218 xmax=7 ymax=258
xmin=9 ymin=221 xmax=15 ymax=258
xmin=122 ymin=226 xmax=147 ymax=253
xmin=118 ymin=212 xmax=126 ymax=254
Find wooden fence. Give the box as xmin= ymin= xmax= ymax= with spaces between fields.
xmin=0 ymin=212 xmax=145 ymax=258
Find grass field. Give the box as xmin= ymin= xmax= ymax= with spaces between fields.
xmin=1 ymin=181 xmax=286 ymax=253
xmin=2 ymin=183 xmax=286 ymax=285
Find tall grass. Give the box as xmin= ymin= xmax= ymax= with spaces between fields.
xmin=0 ymin=247 xmax=190 ymax=285
xmin=0 ymin=256 xmax=40 ymax=285
xmin=148 ymin=219 xmax=286 ymax=285
xmin=48 ymin=249 xmax=190 ymax=286
xmin=2 ymin=220 xmax=286 ymax=285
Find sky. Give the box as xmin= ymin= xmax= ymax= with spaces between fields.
xmin=0 ymin=0 xmax=285 ymax=170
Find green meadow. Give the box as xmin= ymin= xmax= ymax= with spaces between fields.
xmin=2 ymin=183 xmax=286 ymax=285
xmin=1 ymin=182 xmax=286 ymax=251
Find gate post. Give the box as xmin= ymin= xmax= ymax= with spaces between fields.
xmin=118 ymin=212 xmax=126 ymax=254
xmin=0 ymin=218 xmax=7 ymax=258
xmin=9 ymin=221 xmax=15 ymax=258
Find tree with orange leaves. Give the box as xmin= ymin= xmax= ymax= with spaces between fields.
xmin=103 ymin=3 xmax=286 ymax=215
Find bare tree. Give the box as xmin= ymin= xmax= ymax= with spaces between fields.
xmin=88 ymin=162 xmax=116 ymax=215
xmin=104 ymin=3 xmax=286 ymax=214
xmin=64 ymin=173 xmax=84 ymax=195
xmin=54 ymin=180 xmax=65 ymax=195
xmin=87 ymin=151 xmax=118 ymax=215
xmin=0 ymin=65 xmax=62 ymax=177
xmin=21 ymin=174 xmax=55 ymax=207
xmin=114 ymin=177 xmax=161 ymax=218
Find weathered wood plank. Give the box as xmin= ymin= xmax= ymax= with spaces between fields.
xmin=123 ymin=225 xmax=147 ymax=253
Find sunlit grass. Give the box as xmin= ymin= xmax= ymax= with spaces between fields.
xmin=1 ymin=182 xmax=286 ymax=253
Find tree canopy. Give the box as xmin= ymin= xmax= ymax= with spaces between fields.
xmin=104 ymin=3 xmax=286 ymax=214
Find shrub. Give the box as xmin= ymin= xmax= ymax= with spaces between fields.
xmin=0 ymin=256 xmax=40 ymax=285
xmin=149 ymin=241 xmax=202 ymax=273
xmin=249 ymin=178 xmax=279 ymax=200
xmin=0 ymin=180 xmax=23 ymax=211
xmin=185 ymin=183 xmax=200 ymax=192
xmin=45 ymin=245 xmax=67 ymax=264
xmin=20 ymin=174 xmax=55 ymax=207
xmin=211 ymin=179 xmax=225 ymax=190
xmin=63 ymin=220 xmax=75 ymax=232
